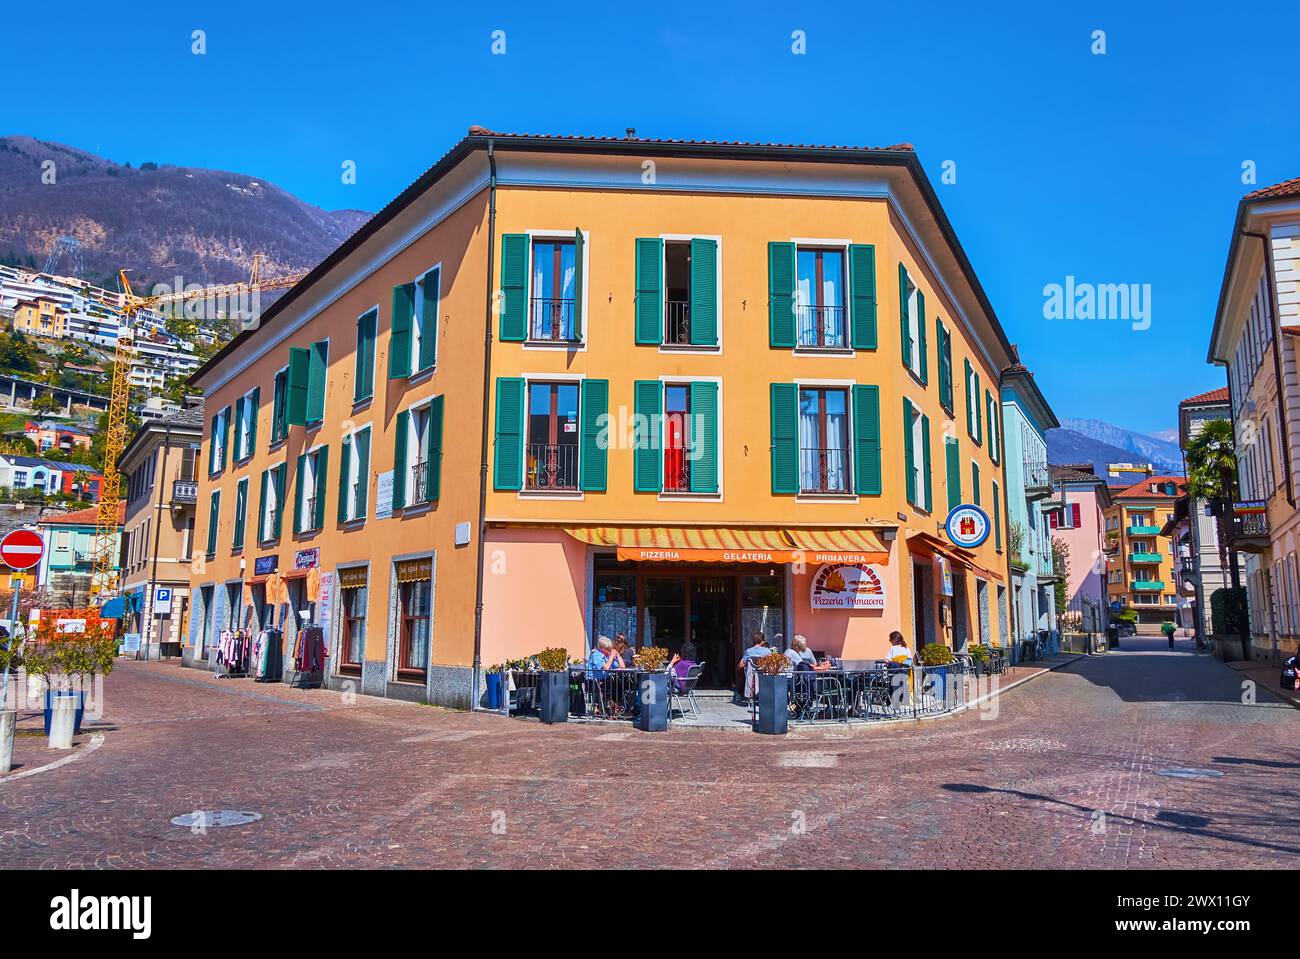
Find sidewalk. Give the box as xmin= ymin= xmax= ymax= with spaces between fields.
xmin=1223 ymin=659 xmax=1300 ymax=709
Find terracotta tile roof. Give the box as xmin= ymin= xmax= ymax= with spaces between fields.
xmin=1109 ymin=475 xmax=1187 ymax=500
xmin=1244 ymin=176 xmax=1300 ymax=201
xmin=1180 ymin=386 xmax=1229 ymax=405
xmin=1050 ymin=464 xmax=1101 ymax=484
xmin=38 ymin=503 xmax=123 ymax=526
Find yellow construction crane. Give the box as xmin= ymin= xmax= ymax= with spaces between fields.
xmin=88 ymin=258 xmax=309 ymax=601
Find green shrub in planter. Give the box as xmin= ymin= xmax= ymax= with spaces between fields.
xmin=536 ymin=647 xmax=570 ymax=672
xmin=919 ymin=643 xmax=954 ymax=666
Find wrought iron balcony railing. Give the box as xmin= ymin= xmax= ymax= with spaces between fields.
xmin=800 ymin=447 xmax=850 ymax=494
xmin=529 ymin=297 xmax=578 ymax=342
xmin=796 ymin=305 xmax=847 ymax=349
xmin=664 ymin=300 xmax=691 ymax=345
xmin=526 ymin=443 xmax=579 ymax=491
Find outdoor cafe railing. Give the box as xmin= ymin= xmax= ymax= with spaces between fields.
xmin=506 ymin=668 xmax=643 ymax=721
xmin=785 ymin=663 xmax=972 ymax=726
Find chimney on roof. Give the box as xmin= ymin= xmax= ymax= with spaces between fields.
xmin=625 ymin=127 xmax=637 ymax=139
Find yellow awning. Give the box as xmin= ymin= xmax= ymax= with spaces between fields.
xmin=565 ymin=526 xmax=890 ymax=565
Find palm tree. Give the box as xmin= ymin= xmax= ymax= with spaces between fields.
xmin=1184 ymin=417 xmax=1245 ymax=653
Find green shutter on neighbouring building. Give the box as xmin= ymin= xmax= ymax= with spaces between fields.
xmin=355 ymin=429 xmax=370 ymax=518
xmin=418 ymin=270 xmax=439 ymax=372
xmin=258 ymin=470 xmax=268 ymax=543
xmin=220 ymin=407 xmax=231 ymax=470
xmin=355 ymin=309 xmax=377 ymax=401
xmin=916 ymin=290 xmax=928 ymax=385
xmin=207 ymin=491 xmax=219 ymax=555
xmin=294 ymin=453 xmax=307 ymax=533
xmin=247 ymin=388 xmax=259 ymax=454
xmin=938 ymin=321 xmax=953 ymax=411
xmin=572 ymin=229 xmax=584 ymax=340
xmin=634 ymin=380 xmax=663 ymax=492
xmin=899 ymin=263 xmax=911 ymax=366
xmin=426 ymin=395 xmax=443 ymax=501
xmin=903 ymin=398 xmax=916 ymax=506
xmin=690 ymin=238 xmax=718 ymax=347
xmin=849 ymin=244 xmax=877 ymax=350
xmin=635 ymin=238 xmax=663 ymax=345
xmin=768 ymin=242 xmax=796 ymax=349
xmin=993 ymin=482 xmax=1002 ymax=551
xmin=964 ymin=358 xmax=974 ymax=438
xmin=232 ymin=479 xmax=247 ymax=549
xmin=313 ymin=447 xmax=329 ymax=531
xmin=286 ymin=347 xmax=310 ymax=425
xmin=689 ymin=381 xmax=719 ymax=493
xmin=389 ymin=283 xmax=414 ymax=378
xmin=392 ymin=409 xmax=410 ymax=507
xmin=974 ymin=371 xmax=983 ymax=444
xmin=580 ymin=379 xmax=609 ymax=492
xmin=273 ymin=464 xmax=286 ymax=539
xmin=946 ymin=437 xmax=962 ymax=511
xmin=208 ymin=413 xmax=219 ymax=475
xmin=770 ymin=383 xmax=798 ymax=494
xmin=492 ymin=378 xmax=523 ymax=491
xmin=852 ymin=384 xmax=881 ymax=495
xmin=499 ymin=234 xmax=528 ymax=342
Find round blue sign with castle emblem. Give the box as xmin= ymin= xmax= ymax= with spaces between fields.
xmin=945 ymin=504 xmax=991 ymax=549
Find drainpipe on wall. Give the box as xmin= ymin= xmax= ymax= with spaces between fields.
xmin=470 ymin=139 xmax=498 ymax=711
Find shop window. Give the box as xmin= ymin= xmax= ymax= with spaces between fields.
xmin=339 ymin=571 xmax=367 ymax=674
xmin=796 ymin=247 xmax=846 ymax=349
xmin=526 ymin=382 xmax=579 ymax=491
xmin=643 ymin=577 xmax=686 ymax=648
xmin=529 ymin=238 xmax=578 ymax=342
xmin=798 ymin=387 xmax=850 ymax=493
xmin=594 ymin=569 xmax=639 ymax=645
xmin=396 ymin=559 xmax=432 ymax=681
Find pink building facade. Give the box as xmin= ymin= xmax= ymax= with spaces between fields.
xmin=1049 ymin=465 xmax=1112 ymax=632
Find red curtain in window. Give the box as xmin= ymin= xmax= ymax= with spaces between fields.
xmin=664 ymin=411 xmax=687 ymax=491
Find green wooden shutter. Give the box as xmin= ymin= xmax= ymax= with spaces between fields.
xmin=987 ymin=390 xmax=1000 ymax=463
xmin=689 ymin=381 xmax=719 ymax=493
xmin=916 ymin=290 xmax=928 ymax=385
xmin=633 ymin=380 xmax=663 ymax=492
xmin=492 ymin=378 xmax=523 ymax=491
xmin=770 ymin=383 xmax=798 ymax=494
xmin=306 ymin=340 xmax=327 ymax=423
xmin=426 ymin=396 xmax=443 ymax=501
xmin=287 ymin=347 xmax=310 ymax=425
xmin=769 ymin=243 xmax=795 ymax=348
xmin=971 ymin=461 xmax=981 ymax=506
xmin=389 ymin=283 xmax=414 ymax=378
xmin=293 ymin=453 xmax=307 ymax=533
xmin=207 ymin=491 xmax=219 ymax=554
xmin=220 ymin=407 xmax=231 ymax=470
xmin=921 ymin=413 xmax=933 ymax=512
xmin=208 ymin=413 xmax=218 ymax=475
xmin=499 ymin=234 xmax=528 ymax=342
xmin=313 ymin=447 xmax=329 ymax=530
xmin=690 ymin=238 xmax=718 ymax=347
xmin=938 ymin=321 xmax=952 ymax=411
xmin=355 ymin=309 xmax=376 ymax=401
xmin=635 ymin=238 xmax=663 ymax=345
xmin=418 ymin=270 xmax=439 ymax=372
xmin=248 ymin=387 xmax=260 ymax=455
xmin=993 ymin=482 xmax=1002 ymax=551
xmin=273 ymin=464 xmax=286 ymax=539
xmin=233 ymin=480 xmax=247 ymax=549
xmin=337 ymin=435 xmax=351 ymax=523
xmin=580 ymin=379 xmax=608 ymax=492
xmin=232 ymin=400 xmax=245 ymax=461
xmin=946 ymin=437 xmax=962 ymax=511
xmin=964 ymin=358 xmax=974 ymax=438
xmin=852 ymin=384 xmax=881 ymax=495
xmin=258 ymin=470 xmax=268 ymax=543
xmin=272 ymin=369 xmax=287 ymax=442
xmin=903 ymin=399 xmax=916 ymax=506
xmin=392 ymin=409 xmax=409 ymax=507
xmin=355 ymin=430 xmax=370 ymax=518
xmin=899 ymin=263 xmax=911 ymax=366
xmin=572 ymin=229 xmax=584 ymax=340
xmin=849 ymin=244 xmax=877 ymax=350
xmin=974 ymin=371 xmax=983 ymax=443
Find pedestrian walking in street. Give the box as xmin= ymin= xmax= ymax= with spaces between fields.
xmin=1162 ymin=620 xmax=1176 ymax=650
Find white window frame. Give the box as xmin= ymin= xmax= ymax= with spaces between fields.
xmin=261 ymin=462 xmax=285 ymax=543
xmin=789 ymin=237 xmax=851 ymax=355
xmin=237 ymin=388 xmax=256 ymax=461
xmin=354 ymin=303 xmax=380 ymax=402
xmin=793 ymin=377 xmax=858 ymax=502
xmin=656 ymin=375 xmax=724 ymax=501
xmin=518 ymin=373 xmax=586 ymax=500
xmin=343 ymin=425 xmax=371 ymax=522
xmin=901 ymin=264 xmax=923 ymax=377
xmin=403 ymin=399 xmax=438 ymax=507
xmin=409 ymin=264 xmax=441 ymax=378
xmin=300 ymin=444 xmax=326 ymax=532
xmin=522 ymin=230 xmax=590 ymax=352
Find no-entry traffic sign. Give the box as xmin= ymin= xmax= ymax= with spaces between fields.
xmin=0 ymin=529 xmax=45 ymax=571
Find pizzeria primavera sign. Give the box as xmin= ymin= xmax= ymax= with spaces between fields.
xmin=810 ymin=564 xmax=887 ymax=610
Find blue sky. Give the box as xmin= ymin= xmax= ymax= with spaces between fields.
xmin=6 ymin=0 xmax=1298 ymax=434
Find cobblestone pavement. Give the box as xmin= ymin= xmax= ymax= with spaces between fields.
xmin=2 ymin=636 xmax=1297 ymax=869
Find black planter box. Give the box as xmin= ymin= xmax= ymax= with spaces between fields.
xmin=634 ymin=671 xmax=668 ymax=732
xmin=538 ymin=671 xmax=569 ymax=724
xmin=756 ymin=673 xmax=789 ymax=735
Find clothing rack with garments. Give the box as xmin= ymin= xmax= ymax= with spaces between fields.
xmin=252 ymin=627 xmax=284 ymax=683
xmin=290 ymin=625 xmax=326 ymax=689
xmin=216 ymin=628 xmax=251 ymax=678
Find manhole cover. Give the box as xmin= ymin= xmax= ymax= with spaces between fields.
xmin=1156 ymin=768 xmax=1225 ymax=779
xmin=170 ymin=810 xmax=262 ymax=828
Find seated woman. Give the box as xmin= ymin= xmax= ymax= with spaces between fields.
xmin=786 ymin=635 xmax=831 ymax=672
xmin=610 ymin=635 xmax=633 ymax=669
xmin=885 ymin=630 xmax=914 ymax=667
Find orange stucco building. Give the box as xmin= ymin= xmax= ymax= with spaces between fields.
xmin=187 ymin=130 xmax=1018 ymax=707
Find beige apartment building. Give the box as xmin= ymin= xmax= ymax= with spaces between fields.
xmin=118 ymin=402 xmax=203 ymax=658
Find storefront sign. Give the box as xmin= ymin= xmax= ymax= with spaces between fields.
xmin=254 ymin=555 xmax=278 ymax=576
xmin=616 ymin=546 xmax=884 ymax=565
xmin=315 ymin=571 xmax=334 ymax=639
xmin=933 ymin=554 xmax=953 ymax=597
xmin=945 ymin=504 xmax=991 ymax=549
xmin=396 ymin=557 xmax=432 ymax=583
xmin=295 ymin=548 xmax=319 ymax=570
xmin=154 ymin=587 xmax=173 ymax=615
xmin=810 ymin=564 xmax=886 ymax=610
xmin=55 ymin=618 xmax=86 ymax=633
xmin=338 ymin=565 xmax=368 ymax=589
xmin=375 ymin=470 xmax=394 ymax=520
